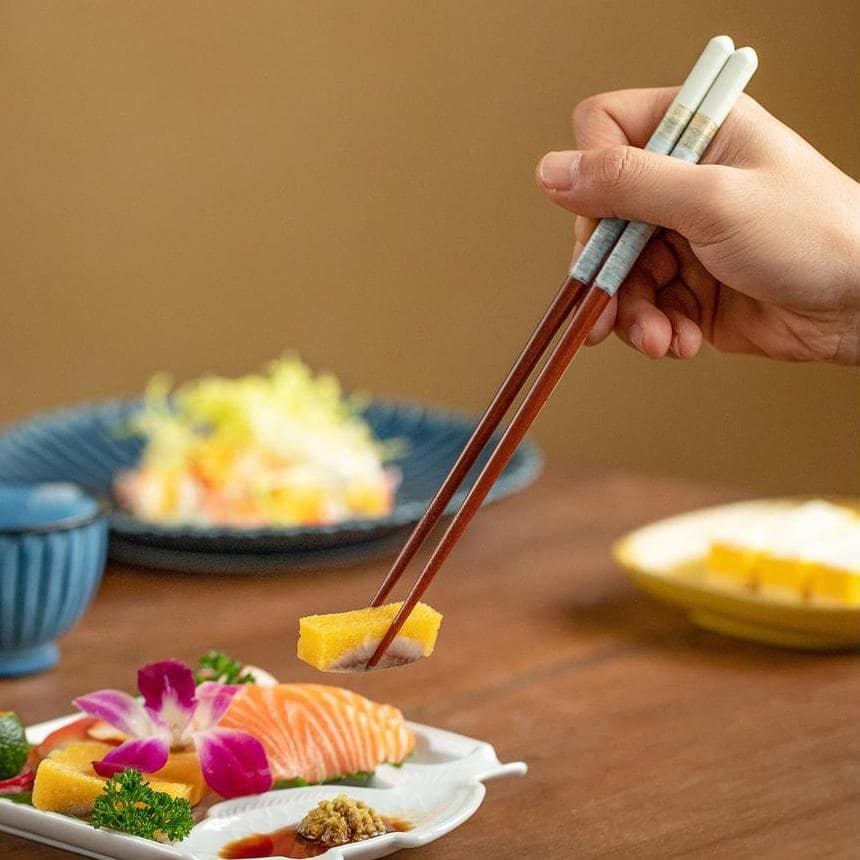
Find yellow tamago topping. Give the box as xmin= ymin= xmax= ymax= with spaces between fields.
xmin=298 ymin=602 xmax=442 ymax=671
xmin=32 ymin=741 xmax=192 ymax=815
xmin=152 ymin=749 xmax=208 ymax=806
xmin=705 ymin=501 xmax=860 ymax=604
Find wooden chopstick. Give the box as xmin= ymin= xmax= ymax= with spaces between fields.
xmin=370 ymin=285 xmax=611 ymax=656
xmin=367 ymin=41 xmax=756 ymax=669
xmin=370 ymin=273 xmax=585 ymax=606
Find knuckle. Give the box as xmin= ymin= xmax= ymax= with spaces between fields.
xmin=596 ymin=145 xmax=639 ymax=189
xmin=571 ymin=95 xmax=606 ymax=138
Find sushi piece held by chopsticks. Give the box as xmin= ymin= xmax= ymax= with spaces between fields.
xmin=298 ymin=602 xmax=442 ymax=672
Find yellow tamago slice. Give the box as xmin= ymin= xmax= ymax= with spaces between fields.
xmin=705 ymin=502 xmax=860 ymax=601
xmin=298 ymin=601 xmax=442 ymax=672
xmin=706 ymin=543 xmax=760 ymax=587
xmin=757 ymin=555 xmax=806 ymax=588
xmin=153 ymin=750 xmax=207 ymax=805
xmin=32 ymin=741 xmax=192 ymax=815
xmin=805 ymin=562 xmax=860 ymax=604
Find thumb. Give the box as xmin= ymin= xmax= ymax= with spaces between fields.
xmin=536 ymin=146 xmax=731 ymax=241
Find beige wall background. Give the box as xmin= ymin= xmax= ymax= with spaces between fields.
xmin=2 ymin=0 xmax=858 ymax=495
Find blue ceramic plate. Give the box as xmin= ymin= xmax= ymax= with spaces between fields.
xmin=0 ymin=400 xmax=541 ymax=572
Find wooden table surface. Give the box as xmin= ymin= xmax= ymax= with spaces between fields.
xmin=3 ymin=469 xmax=859 ymax=859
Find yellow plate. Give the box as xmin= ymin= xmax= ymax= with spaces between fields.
xmin=613 ymin=498 xmax=860 ymax=651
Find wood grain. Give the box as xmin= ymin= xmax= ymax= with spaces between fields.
xmin=3 ymin=470 xmax=859 ymax=858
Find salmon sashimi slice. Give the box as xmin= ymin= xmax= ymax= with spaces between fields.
xmin=217 ymin=684 xmax=415 ymax=785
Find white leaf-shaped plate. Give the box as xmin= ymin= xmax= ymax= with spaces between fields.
xmin=0 ymin=714 xmax=526 ymax=860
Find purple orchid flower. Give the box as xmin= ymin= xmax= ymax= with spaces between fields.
xmin=73 ymin=660 xmax=272 ymax=799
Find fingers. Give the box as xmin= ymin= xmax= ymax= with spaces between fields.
xmin=570 ymin=89 xmax=775 ymax=169
xmin=607 ymin=239 xmax=703 ymax=360
xmin=537 ymin=146 xmax=732 ymax=241
xmin=612 ymin=267 xmax=672 ymax=358
xmin=538 ymin=87 xmax=684 ymax=256
xmin=612 ymin=277 xmax=703 ymax=359
xmin=539 ymin=86 xmax=752 ymax=360
xmin=537 ymin=86 xmax=754 ymax=242
xmin=656 ymin=282 xmax=704 ymax=358
xmin=572 ymin=88 xmax=680 ymax=150
xmin=662 ymin=230 xmax=719 ymax=341
xmin=574 ymin=227 xmax=700 ymax=357
xmin=576 ymin=258 xmax=705 ymax=359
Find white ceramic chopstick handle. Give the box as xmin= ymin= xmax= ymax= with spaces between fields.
xmin=647 ymin=34 xmax=735 ymax=154
xmin=670 ymin=47 xmax=758 ymax=163
xmin=673 ymin=35 xmax=736 ymax=114
xmin=569 ymin=35 xmax=734 ymax=285
xmin=593 ymin=48 xmax=759 ymax=297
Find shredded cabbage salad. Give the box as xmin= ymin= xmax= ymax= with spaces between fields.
xmin=114 ymin=358 xmax=400 ymax=528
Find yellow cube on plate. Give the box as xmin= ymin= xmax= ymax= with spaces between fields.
xmin=806 ymin=563 xmax=860 ymax=604
xmin=32 ymin=741 xmax=192 ymax=815
xmin=49 ymin=740 xmax=115 ymax=769
xmin=757 ymin=553 xmax=809 ymax=594
xmin=706 ymin=501 xmax=859 ymax=602
xmin=153 ymin=750 xmax=207 ymax=805
xmin=298 ymin=601 xmax=442 ymax=672
xmin=707 ymin=543 xmax=760 ymax=587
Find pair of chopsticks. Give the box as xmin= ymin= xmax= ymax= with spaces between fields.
xmin=366 ymin=36 xmax=758 ymax=668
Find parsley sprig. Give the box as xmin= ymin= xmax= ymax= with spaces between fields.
xmin=90 ymin=768 xmax=193 ymax=842
xmin=195 ymin=650 xmax=255 ymax=685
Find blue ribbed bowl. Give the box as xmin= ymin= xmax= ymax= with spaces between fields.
xmin=0 ymin=483 xmax=107 ymax=677
xmin=0 ymin=400 xmax=541 ymax=573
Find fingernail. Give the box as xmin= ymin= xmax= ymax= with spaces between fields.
xmin=629 ymin=324 xmax=645 ymax=352
xmin=539 ymin=151 xmax=581 ymax=191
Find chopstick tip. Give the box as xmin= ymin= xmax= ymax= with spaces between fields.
xmin=732 ymin=46 xmax=759 ymax=73
xmin=709 ymin=34 xmax=735 ymax=53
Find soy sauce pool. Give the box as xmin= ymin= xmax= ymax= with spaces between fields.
xmin=219 ymin=818 xmax=412 ymax=859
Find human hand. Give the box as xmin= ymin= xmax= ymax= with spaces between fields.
xmin=536 ymin=89 xmax=860 ymax=364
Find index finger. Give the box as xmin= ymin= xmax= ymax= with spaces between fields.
xmin=572 ymin=87 xmax=680 ymax=150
